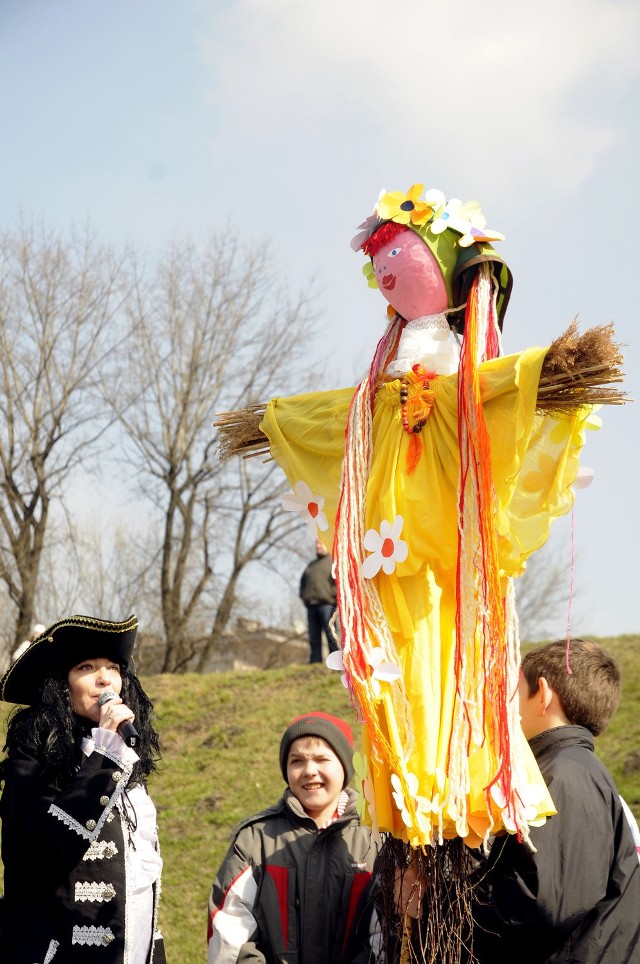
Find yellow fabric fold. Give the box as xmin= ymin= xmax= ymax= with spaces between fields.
xmin=261 ymin=346 xmax=595 ymax=845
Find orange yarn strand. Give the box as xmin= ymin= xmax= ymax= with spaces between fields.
xmin=452 ymin=267 xmax=517 ymax=834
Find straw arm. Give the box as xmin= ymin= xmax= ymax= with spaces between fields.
xmin=213 ymin=321 xmax=632 ymax=459
xmin=536 ymin=321 xmax=631 ymax=413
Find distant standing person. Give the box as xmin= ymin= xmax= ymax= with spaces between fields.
xmin=299 ymin=538 xmax=338 ymax=664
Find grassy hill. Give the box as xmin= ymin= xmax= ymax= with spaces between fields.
xmin=1 ymin=636 xmax=638 ymax=963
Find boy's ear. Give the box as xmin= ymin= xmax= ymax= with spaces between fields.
xmin=538 ymin=677 xmax=555 ymax=715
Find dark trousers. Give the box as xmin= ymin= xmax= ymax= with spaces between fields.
xmin=307 ymin=604 xmax=338 ymax=663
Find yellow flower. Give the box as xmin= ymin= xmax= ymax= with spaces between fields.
xmin=377 ymin=183 xmax=434 ymax=226
xmin=521 ymin=453 xmax=560 ymax=494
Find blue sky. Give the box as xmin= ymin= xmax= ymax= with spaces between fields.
xmin=1 ymin=0 xmax=639 ymax=636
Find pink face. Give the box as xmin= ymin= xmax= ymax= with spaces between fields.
xmin=372 ymin=226 xmax=448 ymax=321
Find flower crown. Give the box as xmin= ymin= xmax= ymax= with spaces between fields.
xmin=351 ymin=183 xmax=505 ymax=253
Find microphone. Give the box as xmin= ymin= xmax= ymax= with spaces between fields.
xmin=97 ymin=690 xmax=140 ymax=748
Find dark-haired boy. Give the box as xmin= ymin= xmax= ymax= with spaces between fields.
xmin=207 ymin=712 xmax=377 ymax=964
xmin=473 ymin=639 xmax=640 ymax=962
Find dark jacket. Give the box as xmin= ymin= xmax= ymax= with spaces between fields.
xmin=0 ymin=740 xmax=165 ymax=964
xmin=472 ymin=725 xmax=640 ymax=963
xmin=299 ymin=554 xmax=336 ymax=607
xmin=208 ymin=788 xmax=377 ymax=963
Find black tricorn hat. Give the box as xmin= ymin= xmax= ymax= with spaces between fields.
xmin=0 ymin=614 xmax=138 ymax=706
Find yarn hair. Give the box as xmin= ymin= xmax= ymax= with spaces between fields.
xmin=333 ymin=311 xmax=416 ymax=791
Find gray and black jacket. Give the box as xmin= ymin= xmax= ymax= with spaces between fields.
xmin=208 ymin=788 xmax=377 ymax=963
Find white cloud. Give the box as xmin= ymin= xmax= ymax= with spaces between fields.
xmin=201 ymin=0 xmax=640 ymax=198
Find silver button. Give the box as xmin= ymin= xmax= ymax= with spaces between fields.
xmin=85 ymin=819 xmax=97 ymax=831
xmin=111 ymin=771 xmax=122 ymax=783
xmin=99 ymin=795 xmax=110 ymax=806
xmin=102 ymin=884 xmax=116 ymax=900
xmin=102 ymin=931 xmax=115 ymax=945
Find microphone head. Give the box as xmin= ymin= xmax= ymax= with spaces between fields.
xmin=97 ymin=689 xmax=119 ymax=707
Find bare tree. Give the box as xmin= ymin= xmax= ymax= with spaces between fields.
xmin=194 ymin=458 xmax=306 ymax=671
xmin=0 ymin=221 xmax=127 ymax=645
xmin=105 ymin=234 xmax=317 ymax=672
xmin=514 ymin=542 xmax=580 ymax=641
xmin=34 ymin=512 xmax=152 ymax=626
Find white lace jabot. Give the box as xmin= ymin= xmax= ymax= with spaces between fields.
xmin=386 ymin=313 xmax=460 ymax=377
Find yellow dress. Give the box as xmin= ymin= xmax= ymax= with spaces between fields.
xmin=262 ymin=345 xmax=595 ymax=847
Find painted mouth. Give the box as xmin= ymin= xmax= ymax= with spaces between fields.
xmin=381 ymin=274 xmax=396 ymax=291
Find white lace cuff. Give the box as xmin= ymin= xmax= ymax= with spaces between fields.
xmin=83 ymin=728 xmax=139 ymax=765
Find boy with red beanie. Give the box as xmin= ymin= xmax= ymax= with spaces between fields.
xmin=207 ymin=712 xmax=377 ymax=963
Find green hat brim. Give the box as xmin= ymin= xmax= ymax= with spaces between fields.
xmin=451 ymin=242 xmax=513 ymax=332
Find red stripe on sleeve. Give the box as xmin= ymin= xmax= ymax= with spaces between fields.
xmin=265 ymin=864 xmax=289 ymax=952
xmin=340 ymin=872 xmax=372 ymax=957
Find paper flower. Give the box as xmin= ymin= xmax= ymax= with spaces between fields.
xmin=391 ymin=771 xmax=433 ymax=833
xmin=429 ymin=197 xmax=470 ymax=236
xmin=491 ymin=781 xmax=548 ymax=833
xmin=326 ymin=649 xmax=349 ymax=688
xmin=366 ymin=647 xmax=402 ymax=697
xmin=353 ymin=753 xmax=375 ymax=817
xmin=422 ymin=187 xmax=446 ymax=211
xmin=429 ymin=197 xmax=505 ymax=247
xmin=377 ymin=183 xmax=435 ymax=227
xmin=362 ymin=261 xmax=378 ymax=289
xmin=521 ymin=453 xmax=561 ymax=495
xmin=452 ymin=199 xmax=504 ymax=246
xmin=350 ymin=213 xmax=380 ymax=252
xmin=367 ymin=647 xmax=402 ymax=683
xmin=354 ymin=187 xmax=505 ymax=262
xmin=326 ymin=646 xmax=401 ymax=698
xmin=353 ymin=752 xmax=381 ymax=844
xmin=458 ymin=225 xmax=506 ymax=247
xmin=573 ymin=466 xmax=594 ymax=490
xmin=362 ymin=515 xmax=408 ymax=578
xmin=281 ymin=480 xmax=329 ymax=532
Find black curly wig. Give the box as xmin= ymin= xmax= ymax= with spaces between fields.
xmin=1 ymin=667 xmax=161 ymax=788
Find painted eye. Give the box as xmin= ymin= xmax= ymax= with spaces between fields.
xmin=388 ymin=247 xmax=401 ymax=257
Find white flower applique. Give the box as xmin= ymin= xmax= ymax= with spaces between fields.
xmin=391 ymin=771 xmax=434 ymax=835
xmin=362 ymin=515 xmax=408 ymax=578
xmin=491 ymin=781 xmax=548 ymax=833
xmin=326 ymin=649 xmax=349 ymax=687
xmin=281 ymin=480 xmax=329 ymax=533
xmin=326 ymin=647 xmax=401 ymax=697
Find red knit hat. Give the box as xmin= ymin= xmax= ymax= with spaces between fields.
xmin=279 ymin=711 xmax=355 ymax=787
